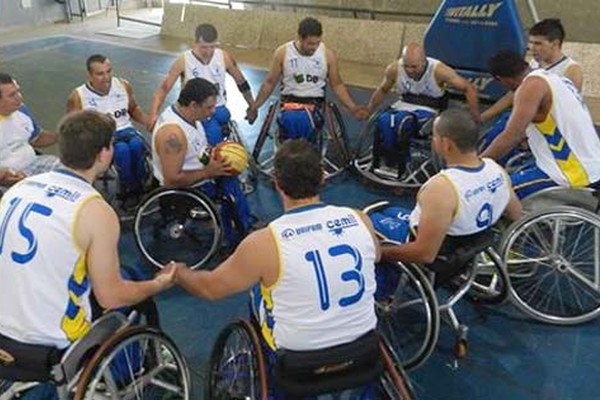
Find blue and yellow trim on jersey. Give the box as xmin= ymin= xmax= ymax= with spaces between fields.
xmin=536 ymin=112 xmax=589 ymax=187
xmin=61 ymin=254 xmax=91 ymax=342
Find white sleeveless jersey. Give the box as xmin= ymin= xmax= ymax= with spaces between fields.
xmin=152 ymin=105 xmax=208 ymax=184
xmin=0 ymin=170 xmax=100 ymax=349
xmin=410 ymin=159 xmax=510 ymax=236
xmin=264 ymin=204 xmax=377 ymax=351
xmin=76 ymin=78 xmax=132 ymax=131
xmin=530 ymin=55 xmax=579 ymax=80
xmin=524 ymin=69 xmax=600 ymax=187
xmin=183 ymin=49 xmax=227 ymax=107
xmin=281 ymin=41 xmax=328 ymax=99
xmin=0 ymin=105 xmax=40 ymax=171
xmin=392 ymin=57 xmax=445 ymax=113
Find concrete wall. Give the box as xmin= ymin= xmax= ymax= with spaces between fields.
xmin=0 ymin=0 xmax=66 ymax=31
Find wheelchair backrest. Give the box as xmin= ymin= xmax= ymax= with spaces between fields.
xmin=424 ymin=0 xmax=527 ymax=100
xmin=273 ymin=330 xmax=383 ymax=397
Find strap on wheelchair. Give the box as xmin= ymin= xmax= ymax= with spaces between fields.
xmin=401 ymin=92 xmax=448 ymax=112
xmin=273 ymin=330 xmax=383 ymax=397
xmin=280 ymin=95 xmax=325 ymax=105
xmin=0 ymin=333 xmax=64 ymax=382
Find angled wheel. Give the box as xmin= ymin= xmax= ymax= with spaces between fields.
xmin=251 ymin=102 xmax=279 ymax=180
xmin=319 ymin=102 xmax=350 ymax=179
xmin=378 ymin=336 xmax=416 ymax=400
xmin=134 ymin=188 xmax=223 ymax=270
xmin=502 ymin=206 xmax=600 ymax=324
xmin=376 ymin=261 xmax=440 ymax=370
xmin=74 ymin=326 xmax=191 ymax=400
xmin=207 ymin=320 xmax=268 ymax=400
xmin=353 ymin=111 xmax=439 ymax=189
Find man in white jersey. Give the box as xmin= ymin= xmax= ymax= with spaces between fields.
xmin=366 ymin=43 xmax=480 ymax=178
xmin=66 ymin=54 xmax=149 ymax=202
xmin=0 ymin=73 xmax=59 ymax=189
xmin=175 ymin=139 xmax=380 ymax=354
xmin=246 ymin=17 xmax=369 ymax=141
xmin=481 ymin=50 xmax=600 ymax=199
xmin=149 ymin=23 xmax=254 ymax=146
xmin=153 ymin=77 xmax=253 ymax=247
xmin=375 ymin=109 xmax=521 ymax=268
xmin=480 ymin=19 xmax=583 ymax=164
xmin=0 ymin=111 xmax=176 ymax=391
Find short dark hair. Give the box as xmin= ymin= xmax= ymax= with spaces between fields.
xmin=434 ymin=108 xmax=479 ymax=153
xmin=195 ymin=23 xmax=218 ymax=43
xmin=274 ymin=139 xmax=322 ymax=199
xmin=529 ymin=18 xmax=565 ymax=44
xmin=86 ymin=54 xmax=108 ymax=72
xmin=298 ymin=17 xmax=322 ymax=39
xmin=59 ymin=110 xmax=115 ymax=170
xmin=488 ymin=50 xmax=528 ymax=78
xmin=178 ymin=77 xmax=219 ymax=106
xmin=0 ymin=73 xmax=15 ymax=98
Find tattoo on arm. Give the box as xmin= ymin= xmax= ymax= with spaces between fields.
xmin=165 ymin=135 xmax=183 ymax=154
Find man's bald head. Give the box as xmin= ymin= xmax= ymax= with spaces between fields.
xmin=401 ymin=43 xmax=427 ymax=79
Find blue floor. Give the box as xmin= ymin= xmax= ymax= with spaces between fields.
xmin=2 ymin=36 xmax=600 ymax=399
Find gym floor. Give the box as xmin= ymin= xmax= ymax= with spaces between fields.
xmin=1 ymin=24 xmax=599 ymax=400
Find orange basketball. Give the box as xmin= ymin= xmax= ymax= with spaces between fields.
xmin=214 ymin=141 xmax=249 ymax=175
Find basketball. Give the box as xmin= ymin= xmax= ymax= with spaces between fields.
xmin=214 ymin=141 xmax=249 ymax=175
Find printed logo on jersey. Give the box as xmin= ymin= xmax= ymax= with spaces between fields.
xmin=87 ymin=98 xmax=98 ymax=107
xmin=45 ymin=185 xmax=82 ymax=202
xmin=465 ymin=175 xmax=504 ymax=200
xmin=280 ymin=223 xmax=323 ymax=240
xmin=326 ymin=214 xmax=359 ymax=237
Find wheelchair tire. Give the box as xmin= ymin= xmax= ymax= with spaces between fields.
xmin=378 ymin=336 xmax=416 ymax=400
xmin=320 ymin=102 xmax=350 ymax=178
xmin=502 ymin=206 xmax=600 ymax=325
xmin=376 ymin=261 xmax=440 ymax=370
xmin=207 ymin=319 xmax=268 ymax=400
xmin=74 ymin=326 xmax=191 ymax=400
xmin=133 ymin=188 xmax=223 ymax=270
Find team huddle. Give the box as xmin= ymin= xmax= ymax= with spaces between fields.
xmin=1 ymin=14 xmax=599 ymax=399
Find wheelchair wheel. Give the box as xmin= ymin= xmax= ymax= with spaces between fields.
xmin=502 ymin=206 xmax=600 ymax=325
xmin=251 ymin=102 xmax=279 ymax=179
xmin=319 ymin=102 xmax=350 ymax=179
xmin=378 ymin=337 xmax=416 ymax=400
xmin=74 ymin=326 xmax=191 ymax=400
xmin=251 ymin=101 xmax=349 ymax=181
xmin=376 ymin=261 xmax=440 ymax=370
xmin=207 ymin=319 xmax=268 ymax=400
xmin=353 ymin=111 xmax=439 ymax=189
xmin=134 ymin=188 xmax=223 ymax=270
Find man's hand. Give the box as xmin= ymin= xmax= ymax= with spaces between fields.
xmin=205 ymin=155 xmax=234 ymax=178
xmin=155 ymin=261 xmax=183 ymax=290
xmin=350 ymin=105 xmax=370 ymax=120
xmin=246 ymin=106 xmax=258 ymax=125
xmin=0 ymin=169 xmax=26 ymax=186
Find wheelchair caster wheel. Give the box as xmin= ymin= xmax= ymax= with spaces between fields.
xmin=454 ymin=339 xmax=468 ymax=359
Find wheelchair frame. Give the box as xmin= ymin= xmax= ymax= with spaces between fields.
xmin=250 ymin=100 xmax=351 ymax=181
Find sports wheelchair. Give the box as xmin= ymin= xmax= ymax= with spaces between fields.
xmin=353 ymin=108 xmax=441 ymax=190
xmin=251 ymin=99 xmax=351 ymax=180
xmin=93 ymin=129 xmax=154 ymax=219
xmin=206 ymin=318 xmax=414 ymax=400
xmin=364 ymin=194 xmax=600 ymax=369
xmin=0 ymin=310 xmax=190 ymax=399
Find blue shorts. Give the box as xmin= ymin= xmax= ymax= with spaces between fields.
xmin=510 ymin=164 xmax=558 ymax=199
